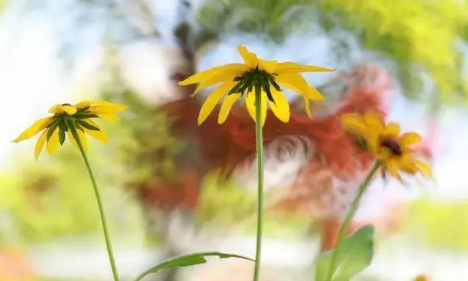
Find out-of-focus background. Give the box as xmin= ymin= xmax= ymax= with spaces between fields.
xmin=1 ymin=0 xmax=468 ymax=281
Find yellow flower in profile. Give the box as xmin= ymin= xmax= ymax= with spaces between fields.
xmin=340 ymin=112 xmax=432 ymax=180
xmin=13 ymin=100 xmax=126 ymax=160
xmin=178 ymin=45 xmax=335 ymax=126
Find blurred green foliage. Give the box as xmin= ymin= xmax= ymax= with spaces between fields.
xmin=407 ymin=198 xmax=468 ymax=252
xmin=0 ymin=131 xmax=146 ymax=245
xmin=195 ymin=172 xmax=313 ymax=238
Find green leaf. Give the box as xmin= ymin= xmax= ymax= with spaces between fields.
xmin=76 ymin=120 xmax=100 ymax=131
xmin=59 ymin=129 xmax=66 ymax=145
xmin=315 ymin=225 xmax=375 ymax=281
xmin=134 ymin=252 xmax=254 ymax=281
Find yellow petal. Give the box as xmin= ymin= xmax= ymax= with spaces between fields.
xmin=67 ymin=130 xmax=78 ymax=148
xmin=364 ymin=112 xmax=384 ymax=135
xmin=368 ymin=137 xmax=381 ymax=154
xmin=268 ymin=89 xmax=290 ymax=123
xmin=275 ymin=61 xmax=335 ymax=74
xmin=400 ymin=132 xmax=422 ymax=146
xmin=414 ymin=159 xmax=432 ymax=177
xmin=88 ymin=104 xmax=126 ymax=114
xmin=74 ymin=101 xmax=92 ymax=110
xmin=237 ymin=46 xmax=258 ymax=68
xmin=63 ymin=105 xmax=77 ymax=115
xmin=13 ymin=117 xmax=54 ymax=143
xmin=81 ymin=120 xmax=109 ymax=143
xmin=46 ymin=127 xmax=60 ymax=155
xmin=77 ymin=129 xmax=88 ymax=150
xmin=383 ymin=122 xmax=400 ymax=138
xmin=246 ymin=91 xmax=267 ymax=126
xmin=48 ymin=104 xmax=63 ymax=114
xmin=258 ymin=59 xmax=277 ymax=73
xmin=218 ymin=93 xmax=241 ymax=124
xmin=340 ymin=113 xmax=368 ymax=137
xmin=385 ymin=157 xmax=401 ymax=180
xmin=399 ymin=154 xmax=419 ymax=174
xmin=178 ymin=63 xmax=248 ymax=86
xmin=303 ymin=96 xmax=312 ymax=118
xmin=276 ymin=73 xmax=310 ymax=98
xmin=198 ymin=81 xmax=235 ymax=125
xmin=34 ymin=129 xmax=49 ymax=160
xmin=307 ymin=85 xmax=325 ymax=101
xmin=192 ymin=68 xmax=245 ymax=96
xmin=96 ymin=113 xmax=120 ymax=121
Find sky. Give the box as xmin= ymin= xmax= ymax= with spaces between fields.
xmin=0 ymin=0 xmax=468 ymax=207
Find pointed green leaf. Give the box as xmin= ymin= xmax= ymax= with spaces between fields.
xmin=76 ymin=120 xmax=100 ymax=131
xmin=315 ymin=225 xmax=375 ymax=281
xmin=134 ymin=252 xmax=253 ymax=281
xmin=59 ymin=128 xmax=66 ymax=145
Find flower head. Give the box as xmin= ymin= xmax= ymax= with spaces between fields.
xmin=179 ymin=45 xmax=335 ymax=126
xmin=340 ymin=112 xmax=432 ymax=180
xmin=13 ymin=100 xmax=126 ymax=160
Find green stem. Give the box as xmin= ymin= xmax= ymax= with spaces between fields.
xmin=253 ymin=88 xmax=264 ymax=281
xmin=68 ymin=122 xmax=120 ymax=281
xmin=325 ymin=160 xmax=382 ymax=281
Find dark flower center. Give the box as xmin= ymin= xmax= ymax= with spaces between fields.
xmin=380 ymin=139 xmax=402 ymax=156
xmin=229 ymin=66 xmax=280 ymax=104
xmin=62 ymin=103 xmax=72 ymax=106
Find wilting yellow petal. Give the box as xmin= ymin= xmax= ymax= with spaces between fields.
xmin=193 ymin=69 xmax=246 ymax=96
xmin=179 ymin=64 xmax=248 ymax=86
xmin=48 ymin=104 xmax=63 ymax=114
xmin=237 ymin=46 xmax=258 ymax=68
xmin=268 ymin=89 xmax=290 ymax=123
xmin=198 ymin=82 xmax=235 ymax=125
xmin=218 ymin=93 xmax=241 ymax=124
xmin=364 ymin=112 xmax=384 ymax=135
xmin=13 ymin=117 xmax=54 ymax=143
xmin=246 ymin=91 xmax=267 ymax=126
xmin=258 ymin=59 xmax=277 ymax=73
xmin=340 ymin=113 xmax=368 ymax=137
xmin=34 ymin=129 xmax=49 ymax=160
xmin=383 ymin=122 xmax=400 ymax=138
xmin=46 ymin=127 xmax=60 ymax=155
xmin=275 ymin=62 xmax=335 ymax=74
xmin=400 ymin=132 xmax=422 ymax=146
xmin=276 ymin=73 xmax=310 ymax=98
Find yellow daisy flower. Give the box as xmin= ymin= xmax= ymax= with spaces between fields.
xmin=178 ymin=45 xmax=335 ymax=126
xmin=340 ymin=112 xmax=432 ymax=180
xmin=13 ymin=100 xmax=126 ymax=160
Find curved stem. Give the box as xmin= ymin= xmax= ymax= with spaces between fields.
xmin=68 ymin=122 xmax=120 ymax=281
xmin=252 ymin=89 xmax=264 ymax=281
xmin=325 ymin=160 xmax=382 ymax=281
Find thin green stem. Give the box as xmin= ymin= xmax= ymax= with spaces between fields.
xmin=325 ymin=160 xmax=382 ymax=281
xmin=68 ymin=122 xmax=120 ymax=281
xmin=252 ymin=89 xmax=264 ymax=281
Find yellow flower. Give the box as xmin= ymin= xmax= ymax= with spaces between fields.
xmin=13 ymin=100 xmax=127 ymax=160
xmin=178 ymin=45 xmax=335 ymax=126
xmin=340 ymin=112 xmax=432 ymax=180
xmin=412 ymin=274 xmax=429 ymax=281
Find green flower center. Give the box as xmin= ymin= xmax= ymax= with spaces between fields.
xmin=381 ymin=138 xmax=402 ymax=156
xmin=229 ymin=66 xmax=281 ymax=103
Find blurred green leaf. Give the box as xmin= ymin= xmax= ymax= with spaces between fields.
xmin=315 ymin=225 xmax=374 ymax=281
xmin=134 ymin=252 xmax=254 ymax=281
